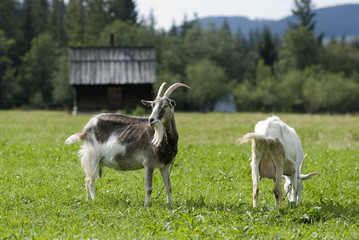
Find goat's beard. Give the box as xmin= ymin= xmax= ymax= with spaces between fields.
xmin=152 ymin=122 xmax=164 ymax=148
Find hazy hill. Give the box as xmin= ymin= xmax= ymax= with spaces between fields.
xmin=199 ymin=4 xmax=359 ymax=40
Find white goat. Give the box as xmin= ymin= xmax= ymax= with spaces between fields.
xmin=65 ymin=82 xmax=190 ymax=206
xmin=239 ymin=116 xmax=318 ymax=208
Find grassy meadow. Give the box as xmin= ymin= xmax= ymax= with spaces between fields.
xmin=0 ymin=111 xmax=358 ymax=239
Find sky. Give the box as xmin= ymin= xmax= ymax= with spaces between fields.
xmin=135 ymin=0 xmax=359 ymax=30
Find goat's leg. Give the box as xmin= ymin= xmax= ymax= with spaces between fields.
xmin=160 ymin=164 xmax=172 ymax=205
xmin=251 ymin=161 xmax=260 ymax=208
xmin=81 ymin=147 xmax=100 ymax=200
xmin=273 ymin=174 xmax=283 ymax=208
xmin=144 ymin=166 xmax=154 ymax=206
xmin=84 ymin=166 xmax=102 ymax=200
xmin=271 ymin=151 xmax=284 ymax=208
xmin=251 ymin=144 xmax=261 ymax=208
xmin=85 ymin=177 xmax=96 ymax=200
xmin=272 ymin=165 xmax=283 ymax=208
xmin=273 ymin=181 xmax=282 ymax=208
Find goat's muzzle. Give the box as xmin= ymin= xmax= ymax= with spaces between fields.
xmin=149 ymin=117 xmax=158 ymax=126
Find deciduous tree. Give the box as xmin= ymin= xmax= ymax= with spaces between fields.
xmin=186 ymin=59 xmax=231 ymax=112
xmin=20 ymin=33 xmax=59 ymax=108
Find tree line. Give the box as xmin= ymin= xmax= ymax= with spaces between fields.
xmin=0 ymin=0 xmax=359 ymax=113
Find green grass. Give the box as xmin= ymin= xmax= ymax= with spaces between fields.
xmin=0 ymin=111 xmax=358 ymax=239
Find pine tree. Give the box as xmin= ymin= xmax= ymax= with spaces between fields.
xmin=20 ymin=0 xmax=50 ymax=55
xmin=168 ymin=21 xmax=178 ymax=37
xmin=278 ymin=26 xmax=320 ymax=71
xmin=50 ymin=0 xmax=67 ymax=46
xmin=84 ymin=0 xmax=108 ymax=45
xmin=0 ymin=30 xmax=19 ymax=108
xmin=20 ymin=0 xmax=35 ymax=54
xmin=220 ymin=19 xmax=231 ymax=35
xmin=258 ymin=27 xmax=278 ymax=66
xmin=64 ymin=0 xmax=85 ymax=46
xmin=147 ymin=8 xmax=156 ymax=32
xmin=180 ymin=14 xmax=197 ymax=37
xmin=0 ymin=0 xmax=20 ymax=40
xmin=289 ymin=0 xmax=316 ymax=31
xmin=108 ymin=0 xmax=137 ymax=24
xmin=0 ymin=0 xmax=22 ymax=66
xmin=32 ymin=0 xmax=49 ymax=35
xmin=276 ymin=0 xmax=322 ymax=73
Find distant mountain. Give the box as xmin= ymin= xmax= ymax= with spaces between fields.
xmin=198 ymin=4 xmax=359 ymax=41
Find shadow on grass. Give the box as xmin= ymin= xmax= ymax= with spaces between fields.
xmin=176 ymin=196 xmax=358 ymax=225
xmin=291 ymin=198 xmax=359 ymax=224
xmin=93 ymin=192 xmax=359 ymax=226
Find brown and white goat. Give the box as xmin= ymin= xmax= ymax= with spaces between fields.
xmin=65 ymin=82 xmax=190 ymax=205
xmin=239 ymin=116 xmax=318 ymax=208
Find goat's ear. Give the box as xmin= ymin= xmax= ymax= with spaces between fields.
xmin=300 ymin=172 xmax=318 ymax=180
xmin=169 ymin=100 xmax=176 ymax=107
xmin=141 ymin=100 xmax=152 ymax=107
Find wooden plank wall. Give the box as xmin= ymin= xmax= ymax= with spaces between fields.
xmin=69 ymin=47 xmax=156 ymax=85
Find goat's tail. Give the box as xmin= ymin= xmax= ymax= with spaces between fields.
xmin=238 ymin=133 xmax=276 ymax=144
xmin=65 ymin=133 xmax=79 ymax=144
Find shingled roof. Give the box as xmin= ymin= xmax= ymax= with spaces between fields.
xmin=69 ymin=47 xmax=156 ymax=85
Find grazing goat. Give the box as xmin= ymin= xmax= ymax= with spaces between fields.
xmin=65 ymin=82 xmax=190 ymax=205
xmin=238 ymin=116 xmax=318 ymax=208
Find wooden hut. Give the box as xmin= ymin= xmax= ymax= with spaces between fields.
xmin=69 ymin=47 xmax=156 ymax=114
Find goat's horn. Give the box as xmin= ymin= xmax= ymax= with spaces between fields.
xmin=163 ymin=83 xmax=191 ymax=98
xmin=157 ymin=82 xmax=166 ymax=99
xmin=299 ymin=153 xmax=307 ymax=173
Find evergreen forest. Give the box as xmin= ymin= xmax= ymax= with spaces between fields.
xmin=1 ymin=0 xmax=359 ymax=113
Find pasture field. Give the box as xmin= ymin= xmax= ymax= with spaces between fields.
xmin=0 ymin=111 xmax=358 ymax=239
